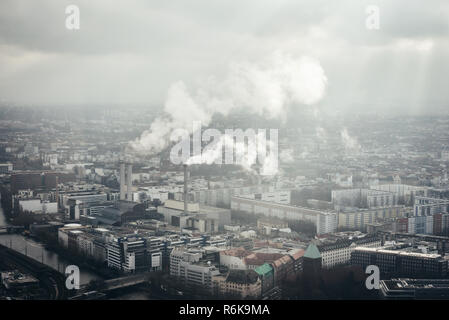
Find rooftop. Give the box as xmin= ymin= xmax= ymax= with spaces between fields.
xmin=304 ymin=243 xmax=321 ymax=259
xmin=226 ymin=269 xmax=259 ymax=284
xmin=255 ymin=263 xmax=273 ymax=276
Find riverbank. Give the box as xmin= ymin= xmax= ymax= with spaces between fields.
xmin=44 ymin=242 xmax=120 ymax=279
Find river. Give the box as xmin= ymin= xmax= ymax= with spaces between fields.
xmin=0 ymin=206 xmax=101 ymax=285
xmin=0 ymin=202 xmax=7 ymax=227
xmin=0 ymin=206 xmax=152 ymax=299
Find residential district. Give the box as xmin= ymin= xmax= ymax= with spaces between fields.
xmin=1 ymin=107 xmax=449 ymax=300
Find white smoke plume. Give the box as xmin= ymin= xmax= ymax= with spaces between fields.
xmin=130 ymin=51 xmax=328 ymax=155
xmin=340 ymin=128 xmax=361 ymax=151
xmin=185 ymin=131 xmax=279 ymax=176
xmin=279 ymin=148 xmax=295 ymax=164
xmin=316 ymin=126 xmax=327 ymax=145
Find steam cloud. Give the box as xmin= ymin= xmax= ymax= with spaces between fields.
xmin=279 ymin=148 xmax=295 ymax=164
xmin=129 ymin=51 xmax=328 ymax=174
xmin=340 ymin=128 xmax=361 ymax=151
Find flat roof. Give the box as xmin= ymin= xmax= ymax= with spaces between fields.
xmin=354 ymin=246 xmax=441 ymax=259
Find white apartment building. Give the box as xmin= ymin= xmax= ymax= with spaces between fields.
xmin=175 ymin=184 xmax=275 ymax=207
xmin=240 ymin=190 xmax=291 ymax=205
xmin=371 ymin=184 xmax=427 ymax=202
xmin=107 ymin=236 xmax=148 ymax=273
xmin=414 ymin=196 xmax=449 ymax=216
xmin=170 ymin=249 xmax=202 ymax=276
xmin=170 ymin=249 xmax=220 ymax=292
xmin=318 ymin=236 xmax=382 ymax=269
xmin=338 ymin=206 xmax=406 ymax=231
xmin=332 ymin=188 xmax=397 ymax=209
xmin=231 ymin=196 xmax=337 ymax=235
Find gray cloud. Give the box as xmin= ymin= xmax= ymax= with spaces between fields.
xmin=0 ymin=0 xmax=448 ymax=113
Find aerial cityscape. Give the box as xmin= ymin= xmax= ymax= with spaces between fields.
xmin=1 ymin=0 xmax=449 ymax=305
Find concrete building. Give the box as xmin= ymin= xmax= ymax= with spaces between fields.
xmin=231 ymin=196 xmax=337 ymax=235
xmin=240 ymin=190 xmax=291 ymax=205
xmin=317 ymin=235 xmax=382 ymax=269
xmin=213 ymin=269 xmax=262 ymax=299
xmin=351 ymin=247 xmax=448 ymax=278
xmin=169 ymin=248 xmax=220 ymax=293
xmin=17 ymin=198 xmax=58 ymax=214
xmin=414 ymin=196 xmax=449 ymax=216
xmin=0 ymin=163 xmax=13 ymax=174
xmin=332 ymin=188 xmax=397 ymax=209
xmin=371 ymin=184 xmax=427 ymax=204
xmin=10 ymin=171 xmax=75 ymax=194
xmin=90 ymin=201 xmax=145 ymax=226
xmin=107 ymin=236 xmax=149 ymax=273
xmin=158 ymin=199 xmax=231 ymax=231
xmin=62 ymin=193 xmax=108 ymax=220
xmin=176 ymin=184 xmax=274 ymax=208
xmin=257 ymin=218 xmax=289 ymax=236
xmin=337 ymin=206 xmax=406 ymax=231
xmin=380 ymin=278 xmax=449 ymax=299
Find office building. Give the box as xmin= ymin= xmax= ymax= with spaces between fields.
xmin=351 ymin=247 xmax=448 ymax=278
xmin=107 ymin=236 xmax=149 ymax=273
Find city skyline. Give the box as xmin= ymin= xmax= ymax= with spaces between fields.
xmin=1 ymin=1 xmax=449 ymax=305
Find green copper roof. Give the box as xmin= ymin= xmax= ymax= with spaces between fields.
xmin=304 ymin=243 xmax=321 ymax=259
xmin=255 ymin=263 xmax=273 ymax=276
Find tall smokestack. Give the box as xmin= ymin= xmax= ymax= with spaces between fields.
xmin=183 ymin=164 xmax=188 ymax=215
xmin=55 ymin=176 xmax=59 ymax=211
xmin=120 ymin=162 xmax=126 ymax=200
xmin=127 ymin=163 xmax=133 ymax=201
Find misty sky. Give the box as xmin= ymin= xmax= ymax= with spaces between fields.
xmin=0 ymin=0 xmax=448 ymax=115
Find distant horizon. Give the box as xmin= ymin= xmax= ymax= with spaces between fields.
xmin=1 ymin=0 xmax=448 ymax=116
xmin=0 ymin=102 xmax=448 ymax=117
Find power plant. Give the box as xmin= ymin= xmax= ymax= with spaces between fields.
xmin=119 ymin=161 xmax=133 ymax=201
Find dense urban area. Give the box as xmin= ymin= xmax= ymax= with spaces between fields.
xmin=1 ymin=105 xmax=449 ymax=300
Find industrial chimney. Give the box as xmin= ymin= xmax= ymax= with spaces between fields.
xmin=183 ymin=164 xmax=188 ymax=215
xmin=127 ymin=163 xmax=133 ymax=201
xmin=55 ymin=176 xmax=59 ymax=211
xmin=119 ymin=162 xmax=126 ymax=200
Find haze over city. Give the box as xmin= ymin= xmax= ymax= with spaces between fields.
xmin=0 ymin=0 xmax=448 ymax=116
xmin=1 ymin=0 xmax=449 ymax=307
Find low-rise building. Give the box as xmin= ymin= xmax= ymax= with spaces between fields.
xmin=380 ymin=278 xmax=449 ymax=299
xmin=213 ymin=269 xmax=261 ymax=299
xmin=317 ymin=235 xmax=382 ymax=269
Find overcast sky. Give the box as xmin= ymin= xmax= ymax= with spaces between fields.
xmin=0 ymin=0 xmax=448 ymax=115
